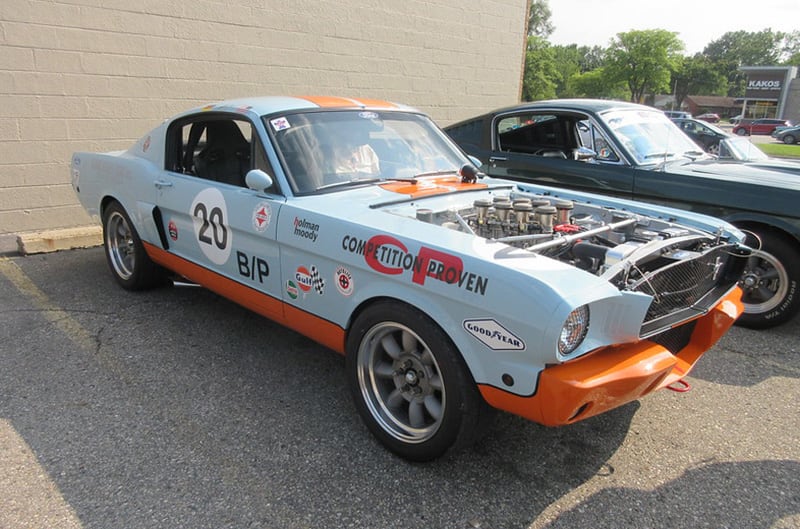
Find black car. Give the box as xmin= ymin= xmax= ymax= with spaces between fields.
xmin=445 ymin=99 xmax=800 ymax=328
xmin=671 ymin=117 xmax=730 ymax=154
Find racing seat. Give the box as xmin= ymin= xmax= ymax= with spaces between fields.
xmin=194 ymin=121 xmax=251 ymax=187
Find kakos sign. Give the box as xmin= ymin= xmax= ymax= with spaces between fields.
xmin=745 ymin=74 xmax=783 ymax=99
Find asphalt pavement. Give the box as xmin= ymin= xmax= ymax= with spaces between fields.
xmin=1 ymin=247 xmax=798 ymax=529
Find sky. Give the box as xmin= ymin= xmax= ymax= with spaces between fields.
xmin=548 ymin=0 xmax=798 ymax=54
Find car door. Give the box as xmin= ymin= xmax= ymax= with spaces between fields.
xmin=155 ymin=113 xmax=285 ymax=319
xmin=482 ymin=111 xmax=636 ymax=198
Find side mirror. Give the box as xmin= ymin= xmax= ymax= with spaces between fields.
xmin=574 ymin=146 xmax=597 ymax=161
xmin=245 ymin=169 xmax=274 ymax=193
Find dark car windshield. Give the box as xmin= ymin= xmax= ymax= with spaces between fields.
xmin=600 ymin=109 xmax=704 ymax=165
xmin=265 ymin=110 xmax=466 ymax=194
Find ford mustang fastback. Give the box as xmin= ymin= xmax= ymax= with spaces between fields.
xmin=71 ymin=96 xmax=749 ymax=461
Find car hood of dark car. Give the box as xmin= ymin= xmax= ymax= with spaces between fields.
xmin=664 ymin=158 xmax=800 ymax=189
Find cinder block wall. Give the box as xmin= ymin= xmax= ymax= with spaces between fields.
xmin=0 ymin=0 xmax=527 ymax=235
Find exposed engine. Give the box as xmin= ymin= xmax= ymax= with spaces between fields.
xmin=412 ymin=190 xmax=749 ymax=333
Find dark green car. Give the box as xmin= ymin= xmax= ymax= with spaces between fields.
xmin=446 ymin=99 xmax=800 ymax=329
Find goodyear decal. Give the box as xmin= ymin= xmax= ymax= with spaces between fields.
xmin=341 ymin=234 xmax=488 ymax=295
xmin=463 ymin=319 xmax=524 ymax=350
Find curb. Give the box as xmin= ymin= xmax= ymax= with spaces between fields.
xmin=7 ymin=226 xmax=103 ymax=256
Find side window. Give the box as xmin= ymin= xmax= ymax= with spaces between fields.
xmin=495 ymin=114 xmax=567 ymax=156
xmin=166 ymin=117 xmax=266 ymax=188
xmin=446 ymin=119 xmax=482 ymax=147
xmin=577 ymin=120 xmax=619 ymax=162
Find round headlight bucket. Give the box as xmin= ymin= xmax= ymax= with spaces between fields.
xmin=559 ymin=305 xmax=590 ymax=355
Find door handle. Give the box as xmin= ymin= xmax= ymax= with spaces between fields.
xmin=489 ymin=156 xmax=507 ymax=163
xmin=154 ymin=180 xmax=173 ymax=189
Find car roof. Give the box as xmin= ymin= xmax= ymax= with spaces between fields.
xmin=173 ymin=96 xmax=418 ymax=120
xmin=464 ymin=98 xmax=659 ymax=120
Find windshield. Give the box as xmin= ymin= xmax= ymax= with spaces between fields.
xmin=265 ymin=110 xmax=467 ymax=194
xmin=600 ymin=109 xmax=704 ymax=165
xmin=718 ymin=137 xmax=770 ymax=161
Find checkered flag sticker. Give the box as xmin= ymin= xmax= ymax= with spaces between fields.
xmin=310 ymin=265 xmax=325 ymax=294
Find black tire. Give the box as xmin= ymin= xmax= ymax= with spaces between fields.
xmin=736 ymin=229 xmax=800 ymax=329
xmin=346 ymin=301 xmax=492 ymax=461
xmin=783 ymin=135 xmax=796 ymax=145
xmin=102 ymin=200 xmax=165 ymax=290
xmin=736 ymin=128 xmax=748 ymax=136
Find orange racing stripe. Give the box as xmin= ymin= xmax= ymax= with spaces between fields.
xmin=299 ymin=96 xmax=398 ymax=109
xmin=143 ymin=242 xmax=347 ymax=354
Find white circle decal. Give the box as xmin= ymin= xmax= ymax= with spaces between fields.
xmin=190 ymin=187 xmax=232 ymax=265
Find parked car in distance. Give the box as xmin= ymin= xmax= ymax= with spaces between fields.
xmin=732 ymin=118 xmax=792 ymax=136
xmin=729 ymin=114 xmax=744 ymax=124
xmin=672 ymin=117 xmax=730 ymax=154
xmin=445 ymin=98 xmax=800 ymax=329
xmin=71 ymin=96 xmax=749 ymax=461
xmin=663 ymin=110 xmax=692 ymax=119
xmin=772 ymin=124 xmax=800 ymax=144
xmin=695 ymin=113 xmax=721 ymax=123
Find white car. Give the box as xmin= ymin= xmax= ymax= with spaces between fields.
xmin=71 ymin=96 xmax=748 ymax=460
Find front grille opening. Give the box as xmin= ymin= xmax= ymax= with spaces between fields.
xmin=649 ymin=320 xmax=697 ymax=355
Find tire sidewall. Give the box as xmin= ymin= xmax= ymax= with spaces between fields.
xmin=345 ymin=302 xmax=476 ymax=461
xmin=737 ymin=230 xmax=800 ymax=328
xmin=102 ymin=201 xmax=160 ymax=290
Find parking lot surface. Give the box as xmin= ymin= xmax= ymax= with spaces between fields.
xmin=1 ymin=247 xmax=798 ymax=529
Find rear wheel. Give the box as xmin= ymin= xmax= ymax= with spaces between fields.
xmin=102 ymin=200 xmax=165 ymax=290
xmin=736 ymin=229 xmax=800 ymax=328
xmin=346 ymin=301 xmax=491 ymax=461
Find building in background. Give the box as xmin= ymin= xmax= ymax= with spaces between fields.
xmin=0 ymin=0 xmax=528 ymax=246
xmin=737 ymin=66 xmax=799 ymax=122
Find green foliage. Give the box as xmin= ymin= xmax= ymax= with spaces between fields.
xmin=604 ymin=29 xmax=684 ymax=102
xmin=703 ymin=29 xmax=787 ymax=96
xmin=521 ymin=36 xmax=559 ymax=101
xmin=568 ymin=68 xmax=627 ymax=100
xmin=527 ymin=0 xmax=553 ymax=37
xmin=671 ymin=54 xmax=728 ymax=107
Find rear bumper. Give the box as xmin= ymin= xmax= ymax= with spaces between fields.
xmin=479 ymin=287 xmax=743 ymax=426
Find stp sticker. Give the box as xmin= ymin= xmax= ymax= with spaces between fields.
xmin=252 ymin=202 xmax=272 ymax=232
xmin=334 ymin=266 xmax=353 ymax=296
xmin=168 ymin=220 xmax=178 ymax=241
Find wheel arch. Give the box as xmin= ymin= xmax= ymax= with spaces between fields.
xmin=343 ymin=295 xmax=484 ymax=388
xmin=724 ymin=213 xmax=800 ymax=249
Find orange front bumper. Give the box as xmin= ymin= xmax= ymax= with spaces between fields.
xmin=479 ymin=287 xmax=743 ymax=426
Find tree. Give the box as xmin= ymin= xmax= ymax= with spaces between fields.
xmin=671 ymin=54 xmax=727 ymax=107
xmin=604 ymin=29 xmax=684 ymax=103
xmin=527 ymin=0 xmax=553 ymax=37
xmin=569 ymin=68 xmax=628 ymax=100
xmin=703 ymin=29 xmax=785 ymax=96
xmin=521 ymin=36 xmax=559 ymax=101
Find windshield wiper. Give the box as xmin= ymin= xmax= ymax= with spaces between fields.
xmin=644 ymin=152 xmax=675 ymax=159
xmin=316 ymin=178 xmax=382 ymax=191
xmin=413 ymin=170 xmax=459 ymax=178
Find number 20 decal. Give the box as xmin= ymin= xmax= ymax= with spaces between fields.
xmin=190 ymin=188 xmax=232 ymax=265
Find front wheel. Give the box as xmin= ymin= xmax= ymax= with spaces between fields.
xmin=736 ymin=128 xmax=748 ymax=136
xmin=102 ymin=200 xmax=165 ymax=290
xmin=346 ymin=301 xmax=491 ymax=461
xmin=783 ymin=134 xmax=796 ymax=145
xmin=736 ymin=229 xmax=800 ymax=329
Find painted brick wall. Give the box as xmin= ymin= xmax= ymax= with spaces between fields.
xmin=0 ymin=0 xmax=528 ymax=235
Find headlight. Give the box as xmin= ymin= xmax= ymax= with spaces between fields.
xmin=559 ymin=305 xmax=590 ymax=355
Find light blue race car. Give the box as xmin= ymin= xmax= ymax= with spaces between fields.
xmin=71 ymin=96 xmax=750 ymax=461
